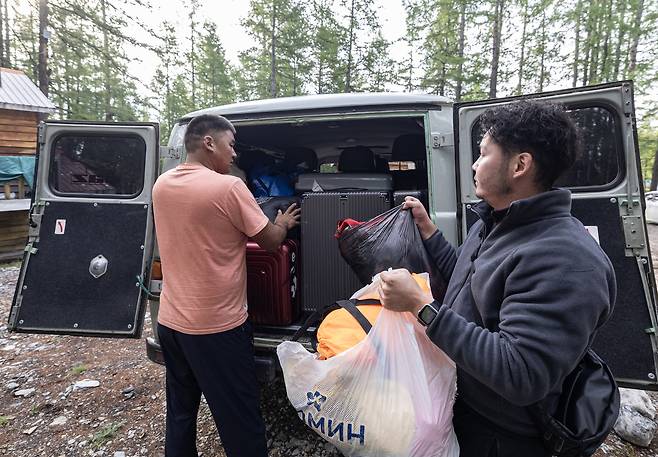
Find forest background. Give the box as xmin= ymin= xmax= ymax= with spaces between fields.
xmin=2 ymin=0 xmax=658 ymax=186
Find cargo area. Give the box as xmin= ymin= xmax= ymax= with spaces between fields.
xmin=230 ymin=115 xmax=430 ymax=331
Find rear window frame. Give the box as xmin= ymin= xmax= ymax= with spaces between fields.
xmin=48 ymin=132 xmax=147 ymax=199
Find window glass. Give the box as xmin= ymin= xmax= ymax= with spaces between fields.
xmin=49 ymin=134 xmax=146 ymax=197
xmin=471 ymin=106 xmax=622 ymax=190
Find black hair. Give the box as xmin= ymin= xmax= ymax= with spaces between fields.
xmin=479 ymin=100 xmax=581 ymax=190
xmin=184 ymin=114 xmax=235 ymax=153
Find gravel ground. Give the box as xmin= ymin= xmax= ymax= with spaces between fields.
xmin=2 ymin=226 xmax=658 ymax=456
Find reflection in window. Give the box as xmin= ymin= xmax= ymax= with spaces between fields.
xmin=49 ymin=135 xmax=146 ymax=197
xmin=471 ymin=106 xmax=622 ymax=189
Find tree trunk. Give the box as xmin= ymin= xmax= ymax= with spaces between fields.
xmin=599 ymin=0 xmax=612 ymax=80
xmin=345 ymin=0 xmax=355 ymax=92
xmin=2 ymin=0 xmax=9 ymax=67
xmin=38 ymin=0 xmax=49 ymax=96
xmin=627 ymin=0 xmax=644 ymax=75
xmin=489 ymin=0 xmax=503 ymax=99
xmin=0 ymin=0 xmax=4 ymax=67
xmin=190 ymin=10 xmax=196 ymax=103
xmin=612 ymin=0 xmax=627 ymax=80
xmin=517 ymin=0 xmax=528 ymax=94
xmin=572 ymin=0 xmax=582 ymax=87
xmin=581 ymin=3 xmax=593 ymax=86
xmin=101 ymin=0 xmax=112 ymax=121
xmin=270 ymin=1 xmax=277 ymax=97
xmin=538 ymin=8 xmax=546 ymax=92
xmin=455 ymin=0 xmax=466 ymax=101
xmin=587 ymin=2 xmax=601 ymax=84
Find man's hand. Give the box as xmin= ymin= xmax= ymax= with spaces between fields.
xmin=403 ymin=196 xmax=437 ymax=240
xmin=274 ymin=203 xmax=301 ymax=230
xmin=378 ymin=268 xmax=433 ymax=315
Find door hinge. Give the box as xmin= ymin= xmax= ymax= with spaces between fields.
xmin=159 ymin=146 xmax=184 ymax=160
xmin=37 ymin=122 xmax=46 ymax=145
xmin=24 ymin=243 xmax=38 ymax=254
xmin=622 ymin=83 xmax=633 ymax=116
xmin=622 ymin=215 xmax=645 ymax=250
xmin=8 ymin=295 xmax=22 ymax=329
xmin=431 ymin=133 xmax=453 ymax=148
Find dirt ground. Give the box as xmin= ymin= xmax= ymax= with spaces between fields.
xmin=2 ymin=227 xmax=658 ymax=456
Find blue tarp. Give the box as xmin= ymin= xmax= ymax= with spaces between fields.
xmin=0 ymin=156 xmax=35 ymax=189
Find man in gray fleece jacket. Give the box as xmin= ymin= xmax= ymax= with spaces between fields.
xmin=379 ymin=100 xmax=616 ymax=456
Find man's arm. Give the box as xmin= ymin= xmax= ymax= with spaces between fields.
xmin=251 ymin=204 xmax=300 ymax=252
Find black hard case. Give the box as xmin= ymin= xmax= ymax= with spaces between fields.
xmin=300 ymin=191 xmax=391 ymax=312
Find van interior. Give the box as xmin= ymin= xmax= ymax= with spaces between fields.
xmin=230 ymin=115 xmax=430 ymax=328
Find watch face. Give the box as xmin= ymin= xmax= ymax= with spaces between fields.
xmin=419 ymin=304 xmax=438 ymax=325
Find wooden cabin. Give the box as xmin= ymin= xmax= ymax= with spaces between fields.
xmin=0 ymin=67 xmax=56 ymax=261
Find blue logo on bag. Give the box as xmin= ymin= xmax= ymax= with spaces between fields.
xmin=307 ymin=391 xmax=327 ymax=411
xmin=299 ymin=390 xmax=366 ymax=446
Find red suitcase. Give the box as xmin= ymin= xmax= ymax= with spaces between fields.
xmin=246 ymin=239 xmax=300 ymax=325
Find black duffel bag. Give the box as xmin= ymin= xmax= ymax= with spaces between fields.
xmin=256 ymin=196 xmax=301 ymax=238
xmin=530 ymin=348 xmax=620 ymax=457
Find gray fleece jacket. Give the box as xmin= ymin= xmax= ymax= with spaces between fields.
xmin=424 ymin=188 xmax=616 ymax=436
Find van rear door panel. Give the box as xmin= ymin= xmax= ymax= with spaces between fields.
xmin=455 ymin=81 xmax=658 ymax=388
xmin=8 ymin=121 xmax=158 ymax=338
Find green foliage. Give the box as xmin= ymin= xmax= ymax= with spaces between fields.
xmin=239 ymin=0 xmax=312 ymax=99
xmin=91 ymin=421 xmax=124 ymax=449
xmin=69 ymin=364 xmax=87 ymax=376
xmin=0 ymin=416 xmax=11 ymax=427
xmin=638 ymin=122 xmax=658 ymax=187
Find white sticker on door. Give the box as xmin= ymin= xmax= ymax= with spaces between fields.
xmin=54 ymin=219 xmax=66 ymax=235
xmin=584 ymin=226 xmax=600 ymax=245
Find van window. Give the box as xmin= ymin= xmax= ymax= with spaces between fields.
xmin=49 ymin=134 xmax=146 ymax=197
xmin=471 ymin=105 xmax=623 ymax=190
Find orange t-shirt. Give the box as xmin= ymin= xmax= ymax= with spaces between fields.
xmin=152 ymin=163 xmax=269 ymax=334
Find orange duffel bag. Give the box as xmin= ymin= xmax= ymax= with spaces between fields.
xmin=291 ymin=273 xmax=431 ymax=359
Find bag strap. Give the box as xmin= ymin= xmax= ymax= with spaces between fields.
xmin=290 ymin=298 xmax=380 ymax=351
xmin=335 ymin=299 xmax=376 ymax=334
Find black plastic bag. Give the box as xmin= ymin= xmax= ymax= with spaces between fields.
xmin=336 ymin=205 xmax=446 ymax=301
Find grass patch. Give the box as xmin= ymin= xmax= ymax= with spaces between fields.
xmin=69 ymin=364 xmax=87 ymax=376
xmin=0 ymin=416 xmax=11 ymax=427
xmin=91 ymin=422 xmax=124 ymax=449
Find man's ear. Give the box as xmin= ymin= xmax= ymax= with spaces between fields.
xmin=512 ymin=152 xmax=534 ymax=178
xmin=202 ymin=134 xmax=214 ymax=152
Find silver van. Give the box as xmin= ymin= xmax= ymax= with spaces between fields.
xmin=8 ymin=80 xmax=658 ymax=389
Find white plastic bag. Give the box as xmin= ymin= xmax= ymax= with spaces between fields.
xmin=277 ymin=273 xmax=459 ymax=457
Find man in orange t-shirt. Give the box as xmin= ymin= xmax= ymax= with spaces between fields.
xmin=153 ymin=114 xmax=300 ymax=457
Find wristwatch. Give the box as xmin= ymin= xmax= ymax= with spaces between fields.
xmin=417 ymin=302 xmax=439 ymax=327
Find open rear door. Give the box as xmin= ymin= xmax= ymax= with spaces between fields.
xmin=454 ymin=81 xmax=658 ymax=389
xmin=8 ymin=121 xmax=159 ymax=338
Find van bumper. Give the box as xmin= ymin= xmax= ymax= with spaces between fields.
xmin=145 ymin=336 xmax=278 ymax=383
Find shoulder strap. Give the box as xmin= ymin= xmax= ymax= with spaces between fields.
xmin=290 ymin=298 xmax=381 ymax=351
xmin=336 ymin=299 xmax=375 ymax=334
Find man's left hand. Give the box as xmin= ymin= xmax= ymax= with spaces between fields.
xmin=378 ymin=269 xmax=433 ymax=315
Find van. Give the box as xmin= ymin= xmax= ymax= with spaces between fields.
xmin=8 ymin=80 xmax=658 ymax=389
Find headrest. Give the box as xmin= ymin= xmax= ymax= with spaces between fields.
xmin=338 ymin=146 xmax=377 ymax=172
xmin=284 ymin=147 xmax=318 ymax=173
xmin=392 ymin=134 xmax=426 ymax=162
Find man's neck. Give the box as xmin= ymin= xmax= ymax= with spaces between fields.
xmin=185 ymin=153 xmax=213 ymax=171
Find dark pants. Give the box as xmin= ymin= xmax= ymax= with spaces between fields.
xmin=157 ymin=321 xmax=267 ymax=457
xmin=453 ymin=399 xmax=551 ymax=457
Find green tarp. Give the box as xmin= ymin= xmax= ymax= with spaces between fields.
xmin=0 ymin=156 xmax=36 ymax=189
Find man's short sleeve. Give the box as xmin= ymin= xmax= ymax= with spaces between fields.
xmin=225 ymin=180 xmax=269 ymax=237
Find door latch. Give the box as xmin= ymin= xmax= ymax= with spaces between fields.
xmin=89 ymin=255 xmax=108 ymax=278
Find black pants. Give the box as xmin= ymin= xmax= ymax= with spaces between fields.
xmin=453 ymin=399 xmax=551 ymax=457
xmin=157 ymin=322 xmax=267 ymax=457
